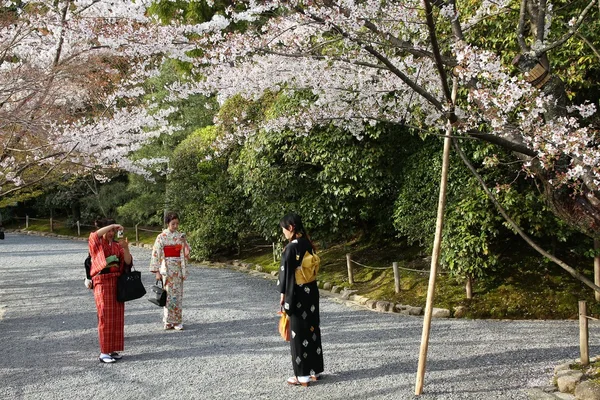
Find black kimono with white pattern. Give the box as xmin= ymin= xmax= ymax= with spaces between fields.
xmin=278 ymin=237 xmax=324 ymax=378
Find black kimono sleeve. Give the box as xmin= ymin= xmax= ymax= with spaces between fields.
xmin=278 ymin=242 xmax=298 ymax=316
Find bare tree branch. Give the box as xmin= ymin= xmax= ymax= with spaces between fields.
xmin=361 ymin=20 xmax=457 ymax=66
xmin=517 ymin=0 xmax=530 ymax=51
xmin=453 ymin=139 xmax=600 ymax=293
xmin=422 ymin=0 xmax=455 ymax=119
xmin=0 ymin=143 xmax=78 ymax=198
xmin=537 ymin=0 xmax=598 ymax=55
xmin=536 ymin=0 xmax=547 ymax=43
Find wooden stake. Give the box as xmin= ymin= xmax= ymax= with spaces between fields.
xmin=346 ymin=253 xmax=354 ymax=285
xmin=466 ymin=275 xmax=473 ymax=299
xmin=415 ymin=121 xmax=453 ymax=395
xmin=393 ymin=262 xmax=400 ymax=294
xmin=579 ymin=300 xmax=589 ymax=366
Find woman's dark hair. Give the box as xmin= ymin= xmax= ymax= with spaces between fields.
xmin=96 ymin=218 xmax=115 ymax=228
xmin=280 ymin=213 xmax=315 ymax=250
xmin=165 ymin=212 xmax=179 ymax=225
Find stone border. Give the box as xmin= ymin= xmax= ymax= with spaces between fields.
xmin=526 ymin=358 xmax=600 ymax=400
xmin=219 ymin=259 xmax=454 ymax=319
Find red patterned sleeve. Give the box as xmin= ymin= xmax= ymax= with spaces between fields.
xmin=88 ymin=232 xmax=106 ymax=277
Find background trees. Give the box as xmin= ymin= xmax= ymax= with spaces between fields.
xmin=2 ymin=1 xmax=599 ymax=303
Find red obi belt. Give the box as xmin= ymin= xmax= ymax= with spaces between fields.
xmin=163 ymin=245 xmax=182 ymax=257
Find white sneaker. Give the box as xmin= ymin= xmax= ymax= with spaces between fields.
xmin=174 ymin=324 xmax=184 ymax=330
xmin=98 ymin=353 xmax=116 ymax=363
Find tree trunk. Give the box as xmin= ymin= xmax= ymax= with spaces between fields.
xmin=595 ymin=239 xmax=600 ymax=302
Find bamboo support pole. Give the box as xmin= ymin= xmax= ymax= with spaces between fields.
xmin=415 ymin=120 xmax=454 ymax=395
xmin=595 ymin=239 xmax=600 ymax=302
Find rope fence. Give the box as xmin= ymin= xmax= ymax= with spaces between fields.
xmin=346 ymin=253 xmax=449 ymax=293
xmin=8 ymin=215 xmax=162 ymax=242
xmin=7 ymin=216 xmax=459 ymax=296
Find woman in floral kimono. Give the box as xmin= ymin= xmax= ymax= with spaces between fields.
xmin=150 ymin=212 xmax=190 ymax=330
xmin=88 ymin=218 xmax=132 ymax=363
xmin=278 ymin=213 xmax=324 ymax=387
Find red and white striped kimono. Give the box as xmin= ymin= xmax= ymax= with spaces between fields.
xmin=89 ymin=232 xmax=132 ymax=354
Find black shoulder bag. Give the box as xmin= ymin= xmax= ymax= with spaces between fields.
xmin=117 ymin=266 xmax=146 ymax=302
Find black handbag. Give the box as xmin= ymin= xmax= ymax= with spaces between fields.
xmin=148 ymin=280 xmax=167 ymax=307
xmin=116 ymin=268 xmax=146 ymax=302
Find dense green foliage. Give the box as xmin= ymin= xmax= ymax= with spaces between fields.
xmin=3 ymin=0 xmax=600 ymax=320
xmin=226 ymin=93 xmax=409 ymax=242
xmin=168 ymin=126 xmax=249 ymax=259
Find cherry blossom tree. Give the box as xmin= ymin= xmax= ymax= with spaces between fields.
xmin=159 ymin=0 xmax=599 ymax=239
xmin=0 ymin=0 xmax=192 ymax=201
xmin=3 ymin=0 xmax=599 ymax=240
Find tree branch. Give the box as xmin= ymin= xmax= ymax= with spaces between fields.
xmin=258 ymin=48 xmax=387 ymax=70
xmin=536 ymin=0 xmax=547 ymax=44
xmin=293 ymin=5 xmax=447 ymax=114
xmin=361 ymin=20 xmax=457 ymax=66
xmin=517 ymin=0 xmax=530 ymax=51
xmin=453 ymin=140 xmax=600 ymax=294
xmin=422 ymin=0 xmax=456 ymax=121
xmin=0 ymin=144 xmax=78 ymax=199
xmin=467 ymin=131 xmax=536 ymax=157
xmin=537 ymin=0 xmax=598 ymax=55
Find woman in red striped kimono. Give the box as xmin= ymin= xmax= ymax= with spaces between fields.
xmin=150 ymin=212 xmax=190 ymax=331
xmin=89 ymin=218 xmax=133 ymax=363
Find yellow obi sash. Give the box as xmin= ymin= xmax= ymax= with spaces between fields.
xmin=295 ymin=251 xmax=320 ymax=285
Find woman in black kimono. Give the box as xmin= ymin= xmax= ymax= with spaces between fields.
xmin=278 ymin=213 xmax=324 ymax=387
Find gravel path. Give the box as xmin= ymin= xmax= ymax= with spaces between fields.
xmin=1 ymin=233 xmax=598 ymax=400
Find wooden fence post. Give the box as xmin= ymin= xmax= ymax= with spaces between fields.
xmin=26 ymin=215 xmax=29 ymax=229
xmin=49 ymin=211 xmax=53 ymax=233
xmin=76 ymin=221 xmax=81 ymax=236
xmin=346 ymin=253 xmax=354 ymax=285
xmin=135 ymin=223 xmax=139 ymax=243
xmin=579 ymin=300 xmax=590 ymax=366
xmin=273 ymin=243 xmax=276 ymax=264
xmin=393 ymin=262 xmax=400 ymax=294
xmin=466 ymin=275 xmax=473 ymax=299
